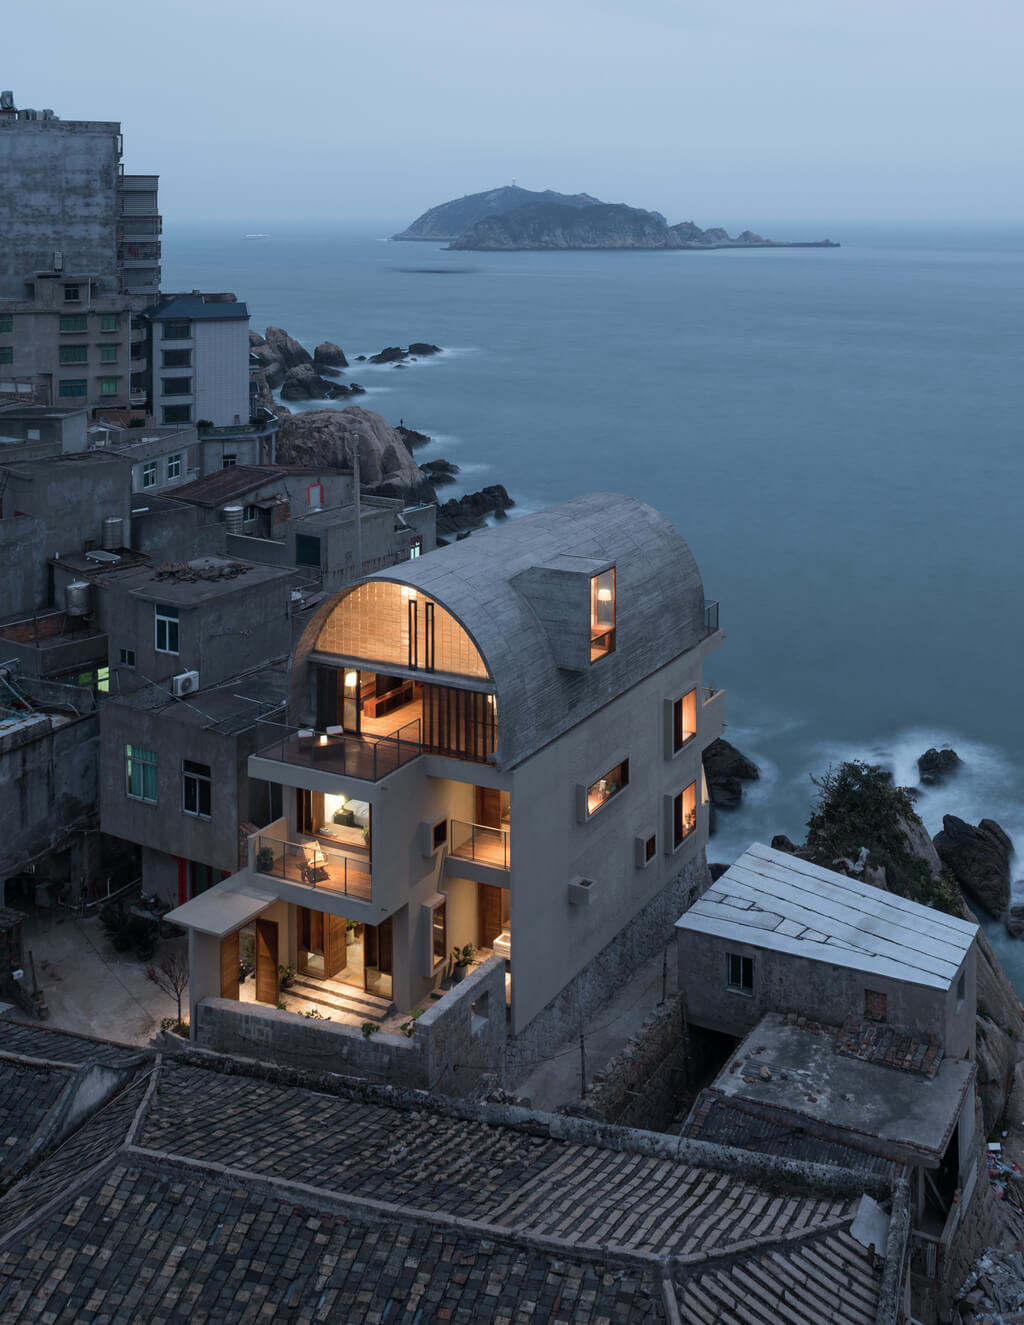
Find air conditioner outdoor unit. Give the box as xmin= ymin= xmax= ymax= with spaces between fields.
xmin=171 ymin=670 xmax=199 ymax=698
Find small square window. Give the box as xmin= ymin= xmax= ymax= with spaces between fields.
xmin=63 ymin=284 xmax=81 ymax=303
xmin=101 ymin=314 xmax=118 ymax=332
xmin=222 ymin=454 xmax=237 ymax=469
xmin=244 ymin=504 xmax=258 ymax=522
xmin=727 ymin=953 xmax=753 ymax=995
xmin=586 ymin=758 xmax=629 ymax=817
xmin=99 ymin=377 xmax=119 ymax=396
xmin=119 ymin=648 xmax=136 ymax=668
xmin=100 ymin=345 xmax=118 ymax=363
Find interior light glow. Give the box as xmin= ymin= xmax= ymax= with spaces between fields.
xmin=345 ymin=671 xmax=358 ymax=687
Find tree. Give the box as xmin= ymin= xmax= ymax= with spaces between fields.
xmin=146 ymin=947 xmax=190 ymax=1025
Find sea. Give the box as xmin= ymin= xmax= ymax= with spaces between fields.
xmin=165 ymin=220 xmax=1024 ymax=988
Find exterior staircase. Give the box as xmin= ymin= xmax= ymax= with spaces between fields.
xmin=284 ymin=971 xmax=394 ymax=1024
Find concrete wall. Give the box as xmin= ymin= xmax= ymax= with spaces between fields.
xmin=677 ymin=928 xmax=968 ymax=1048
xmin=193 ymin=320 xmax=250 ymax=426
xmin=131 ymin=501 xmax=226 ymax=564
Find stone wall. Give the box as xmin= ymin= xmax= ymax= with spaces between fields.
xmin=582 ymin=994 xmax=686 ymax=1130
xmin=194 ymin=954 xmax=506 ymax=1094
xmin=504 ymin=855 xmax=709 ymax=1085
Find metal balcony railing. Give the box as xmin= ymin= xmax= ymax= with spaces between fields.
xmin=254 ymin=834 xmax=372 ymax=900
xmin=703 ymin=600 xmax=720 ymax=633
xmin=449 ymin=820 xmax=510 ymax=870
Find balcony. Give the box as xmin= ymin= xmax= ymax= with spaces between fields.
xmin=254 ymin=833 xmax=372 ymax=901
xmin=255 ymin=719 xmax=422 ymax=783
xmin=701 ymin=684 xmax=726 ymax=745
xmin=450 ymin=820 xmax=509 ymax=869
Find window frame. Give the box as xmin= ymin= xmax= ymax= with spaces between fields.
xmin=100 ymin=344 xmax=118 ymax=363
xmin=673 ymin=688 xmax=698 ymax=754
xmin=99 ymin=377 xmax=119 ymax=396
xmin=431 ymin=899 xmax=447 ymax=965
xmin=162 ymin=405 xmax=192 ymax=424
xmin=672 ymin=781 xmax=698 ymax=850
xmin=182 ymin=759 xmax=212 ymax=819
xmin=142 ymin=461 xmax=157 ymax=489
xmin=154 ymin=602 xmax=180 ymax=654
xmin=125 ymin=743 xmax=158 ymax=804
xmin=585 ymin=757 xmax=630 ymax=819
xmin=162 ymin=321 xmax=192 ymax=340
xmin=63 ymin=284 xmax=81 ymax=303
xmin=162 ymin=348 xmax=191 ymax=369
xmin=118 ymin=648 xmax=136 ymax=668
xmin=58 ymin=379 xmax=87 ymax=398
xmin=726 ymin=952 xmax=754 ymax=996
xmin=167 ymin=453 xmax=182 ymax=480
xmin=589 ymin=567 xmax=616 ymax=663
xmin=100 ymin=314 xmax=119 ymax=332
xmin=0 ymin=346 xmax=11 ymax=365
xmin=161 ymin=375 xmax=192 ymax=396
xmin=0 ymin=314 xmax=12 ymax=333
xmin=58 ymin=345 xmax=87 ymax=365
xmin=59 ymin=315 xmax=88 ymax=333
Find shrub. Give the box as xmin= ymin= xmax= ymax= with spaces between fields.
xmin=361 ymin=1021 xmax=380 ymax=1039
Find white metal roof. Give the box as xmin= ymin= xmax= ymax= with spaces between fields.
xmin=676 ymin=842 xmax=977 ymax=991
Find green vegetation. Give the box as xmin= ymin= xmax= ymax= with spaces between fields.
xmin=361 ymin=1021 xmax=380 ymax=1039
xmin=806 ymin=761 xmax=961 ymax=915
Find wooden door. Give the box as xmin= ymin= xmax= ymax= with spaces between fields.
xmin=298 ymin=908 xmax=325 ymax=975
xmin=254 ymin=918 xmax=278 ymax=1004
xmin=475 ymin=786 xmax=502 ymax=828
xmin=324 ymin=912 xmax=348 ymax=978
xmin=220 ymin=930 xmax=239 ymax=1000
xmin=478 ymin=883 xmax=503 ymax=949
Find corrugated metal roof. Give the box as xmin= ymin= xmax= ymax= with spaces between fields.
xmin=676 ymin=842 xmax=976 ymax=990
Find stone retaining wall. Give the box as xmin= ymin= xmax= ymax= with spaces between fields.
xmin=583 ymin=993 xmax=686 ymax=1130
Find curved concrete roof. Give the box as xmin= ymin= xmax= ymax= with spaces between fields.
xmin=292 ymin=493 xmax=709 ymax=768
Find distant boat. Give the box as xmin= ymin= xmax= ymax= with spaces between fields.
xmin=244 ymin=233 xmax=269 ymax=240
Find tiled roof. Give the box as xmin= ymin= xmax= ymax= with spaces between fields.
xmin=169 ymin=464 xmax=283 ymax=507
xmin=0 ymin=1019 xmax=146 ymax=1067
xmin=0 ymin=1062 xmax=71 ymax=1174
xmin=0 ymin=1050 xmax=895 ymax=1323
xmin=835 ymin=1014 xmax=942 ymax=1076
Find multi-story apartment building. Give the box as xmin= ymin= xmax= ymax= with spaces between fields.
xmin=0 ymin=92 xmax=160 ymax=413
xmin=166 ymin=494 xmax=726 ymax=1079
xmin=141 ymin=294 xmax=252 ymax=428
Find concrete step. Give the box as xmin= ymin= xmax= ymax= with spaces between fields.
xmin=285 ymin=974 xmax=394 ymax=1021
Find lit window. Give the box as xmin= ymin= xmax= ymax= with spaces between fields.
xmin=727 ymin=953 xmax=753 ymax=995
xmin=59 ymin=346 xmax=87 ymax=364
xmin=155 ymin=602 xmax=179 ymax=653
xmin=182 ymin=760 xmax=212 ymax=818
xmin=409 ymin=538 xmax=423 ymax=559
xmin=100 ymin=345 xmax=118 ymax=363
xmin=142 ymin=461 xmax=157 ymax=489
xmin=63 ymin=284 xmax=80 ymax=303
xmin=101 ymin=314 xmax=118 ymax=332
xmin=125 ymin=743 xmax=158 ymax=803
xmin=58 ymin=379 xmax=87 ymax=397
xmin=590 ymin=568 xmax=616 ymax=662
xmin=673 ymin=689 xmax=697 ymax=753
xmin=432 ymin=900 xmax=447 ymax=964
xmin=99 ymin=378 xmax=118 ymax=396
xmin=587 ymin=758 xmax=629 ymax=816
xmin=59 ymin=316 xmax=88 ymax=332
xmin=119 ymin=648 xmax=136 ymax=668
xmin=167 ymin=453 xmax=182 ymax=480
xmin=0 ymin=347 xmax=11 ymax=365
xmin=673 ymin=781 xmax=697 ymax=848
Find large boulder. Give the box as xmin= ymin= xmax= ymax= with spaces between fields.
xmin=436 ymin=485 xmax=514 ymax=536
xmin=369 ymin=346 xmax=408 ymax=365
xmin=918 ymin=746 xmax=962 ymax=785
xmin=280 ymin=363 xmax=326 ymax=401
xmin=274 ymin=406 xmax=430 ymax=494
xmin=702 ymin=738 xmax=760 ymax=810
xmin=408 ymin=342 xmax=441 ymax=356
xmin=314 ymin=341 xmax=348 ymax=368
xmin=264 ymin=326 xmax=314 ymax=371
xmin=934 ymin=816 xmax=1013 ymax=918
xmin=262 ymin=359 xmax=285 ymax=391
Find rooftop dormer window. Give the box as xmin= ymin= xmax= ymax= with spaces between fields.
xmin=590 ymin=568 xmax=615 ymax=662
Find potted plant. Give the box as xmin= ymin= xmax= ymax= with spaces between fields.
xmin=451 ymin=943 xmax=477 ymax=983
xmin=278 ymin=964 xmax=296 ymax=989
xmin=255 ymin=846 xmax=275 ymax=874
xmin=346 ymin=919 xmax=360 ymax=945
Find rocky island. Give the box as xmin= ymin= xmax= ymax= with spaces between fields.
xmin=394 ymin=185 xmax=839 ymax=252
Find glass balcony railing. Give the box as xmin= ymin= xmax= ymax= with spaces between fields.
xmin=450 ymin=820 xmax=510 ymax=870
xmin=254 ymin=719 xmax=422 ymax=782
xmin=253 ymin=833 xmax=372 ymax=900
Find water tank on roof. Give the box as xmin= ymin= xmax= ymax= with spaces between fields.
xmin=65 ymin=582 xmax=92 ymax=617
xmin=224 ymin=505 xmax=244 ymax=534
xmin=102 ymin=516 xmax=123 ymax=550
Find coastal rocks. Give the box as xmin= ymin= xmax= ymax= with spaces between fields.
xmin=408 ymin=342 xmax=441 ymax=356
xmin=436 ymin=485 xmax=514 ymax=537
xmin=274 ymin=406 xmax=429 ymax=496
xmin=264 ymin=326 xmax=314 ymax=371
xmin=368 ymin=344 xmax=442 ymax=365
xmin=1005 ymin=904 xmax=1024 ymax=939
xmin=934 ymin=816 xmax=1013 ymax=919
xmin=702 ymin=738 xmax=760 ymax=810
xmin=420 ymin=458 xmax=460 ymax=487
xmin=396 ymin=424 xmax=432 ymax=450
xmin=279 ymin=363 xmax=365 ymax=402
xmin=919 ymin=746 xmax=962 ymax=785
xmin=314 ymin=341 xmax=348 ymax=368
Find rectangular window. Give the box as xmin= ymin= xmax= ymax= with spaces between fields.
xmin=63 ymin=284 xmax=80 ymax=302
xmin=167 ymin=453 xmax=182 ymax=479
xmin=100 ymin=377 xmax=119 ymax=396
xmin=100 ymin=344 xmax=118 ymax=363
xmin=222 ymin=454 xmax=237 ymax=469
xmin=409 ymin=538 xmax=422 ymax=559
xmin=295 ymin=534 xmax=322 ymax=567
xmin=59 ymin=346 xmax=87 ymax=365
xmin=125 ymin=743 xmax=158 ymax=803
xmin=58 ymin=379 xmax=87 ymax=397
xmin=864 ymin=989 xmax=888 ymax=1022
xmin=119 ymin=648 xmax=136 ymax=668
xmin=645 ymin=834 xmax=657 ymax=863
xmin=162 ymin=348 xmax=191 ymax=368
xmin=674 ymin=689 xmax=697 ymax=753
xmin=155 ymin=602 xmax=179 ymax=653
xmin=101 ymin=314 xmax=118 ymax=332
xmin=587 ymin=758 xmax=629 ymax=817
xmin=0 ymin=347 xmax=11 ymax=365
xmin=162 ymin=405 xmax=191 ymax=424
xmin=673 ymin=781 xmax=698 ymax=848
xmin=590 ymin=568 xmax=616 ymax=662
xmin=0 ymin=315 xmax=12 ymax=333
xmin=432 ymin=900 xmax=447 ymax=964
xmin=59 ymin=316 xmax=88 ymax=332
xmin=244 ymin=504 xmax=258 ymax=522
xmin=142 ymin=461 xmax=157 ymax=489
xmin=182 ymin=759 xmax=212 ymax=818
xmin=162 ymin=321 xmax=191 ymax=340
xmin=161 ymin=376 xmax=192 ymax=396
xmin=727 ymin=953 xmax=754 ymax=995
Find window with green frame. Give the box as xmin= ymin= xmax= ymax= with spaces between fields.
xmin=59 ymin=346 xmax=87 ymax=364
xmin=100 ymin=344 xmax=118 ymax=362
xmin=59 ymin=316 xmax=88 ymax=333
xmin=100 ymin=377 xmax=119 ymax=395
xmin=101 ymin=314 xmax=118 ymax=332
xmin=0 ymin=347 xmax=11 ymax=365
xmin=59 ymin=380 xmax=87 ymax=397
xmin=0 ymin=314 xmax=12 ymax=333
xmin=125 ymin=744 xmax=158 ymax=803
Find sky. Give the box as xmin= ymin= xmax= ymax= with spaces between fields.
xmin=5 ymin=0 xmax=1023 ymax=227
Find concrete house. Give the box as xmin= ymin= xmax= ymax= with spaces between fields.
xmin=166 ymin=493 xmax=725 ymax=1082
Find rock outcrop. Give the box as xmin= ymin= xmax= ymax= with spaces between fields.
xmin=314 ymin=341 xmax=348 ymax=368
xmin=702 ymin=738 xmax=760 ymax=810
xmin=274 ymin=406 xmax=431 ymax=498
xmin=368 ymin=344 xmax=443 ymax=365
xmin=918 ymin=746 xmax=963 ymax=785
xmin=279 ymin=363 xmax=364 ymax=402
xmin=264 ymin=326 xmax=314 ymax=371
xmin=934 ymin=816 xmax=1013 ymax=919
xmin=436 ymin=485 xmax=514 ymax=537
